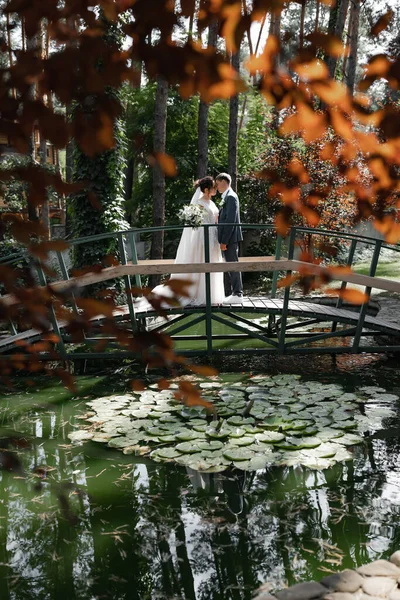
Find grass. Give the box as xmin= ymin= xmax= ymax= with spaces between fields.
xmin=353 ymin=259 xmax=400 ymax=280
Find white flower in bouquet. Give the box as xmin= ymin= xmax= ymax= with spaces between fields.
xmin=178 ymin=204 xmax=206 ymax=228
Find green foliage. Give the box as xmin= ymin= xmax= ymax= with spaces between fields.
xmin=69 ymin=113 xmax=129 ymax=269
xmin=68 ymin=15 xmax=129 ymax=270
xmin=0 ymin=155 xmax=30 ymax=213
xmin=124 ymin=84 xmax=269 ymax=228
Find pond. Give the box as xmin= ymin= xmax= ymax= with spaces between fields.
xmin=1 ymin=353 xmax=400 ymax=600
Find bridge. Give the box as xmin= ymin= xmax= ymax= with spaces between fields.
xmin=1 ymin=224 xmax=400 ymax=360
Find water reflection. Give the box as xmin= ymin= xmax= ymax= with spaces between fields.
xmin=1 ymin=372 xmax=400 ymax=599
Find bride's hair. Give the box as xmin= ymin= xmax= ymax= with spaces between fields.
xmin=194 ymin=176 xmax=215 ymax=192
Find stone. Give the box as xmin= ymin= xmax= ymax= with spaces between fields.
xmin=321 ymin=569 xmax=364 ymax=593
xmin=391 ymin=552 xmax=400 ymax=568
xmin=362 ymin=577 xmax=396 ymax=597
xmin=254 ymin=594 xmax=278 ymax=600
xmin=323 ymin=593 xmax=358 ymax=600
xmin=359 ymin=595 xmax=389 ymax=600
xmin=389 ymin=589 xmax=400 ymax=600
xmin=275 ymin=582 xmax=327 ymax=600
xmin=357 ymin=560 xmax=400 ymax=579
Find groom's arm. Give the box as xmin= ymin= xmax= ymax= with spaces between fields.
xmin=219 ymin=195 xmax=238 ymax=245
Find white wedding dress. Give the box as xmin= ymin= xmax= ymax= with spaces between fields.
xmin=138 ymin=190 xmax=225 ymax=309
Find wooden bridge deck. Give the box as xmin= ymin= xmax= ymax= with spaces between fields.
xmin=134 ymin=296 xmax=400 ymax=336
xmin=1 ymin=295 xmax=399 ymax=355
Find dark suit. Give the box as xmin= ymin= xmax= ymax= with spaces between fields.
xmin=218 ymin=189 xmax=243 ymax=296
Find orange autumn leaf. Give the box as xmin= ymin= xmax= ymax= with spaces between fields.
xmin=130 ymin=380 xmax=146 ymax=392
xmin=277 ymin=274 xmax=299 ymax=289
xmin=275 ymin=212 xmax=291 ymax=236
xmin=246 ymin=35 xmax=279 ymax=75
xmin=29 ymin=240 xmax=70 ymax=260
xmin=293 ymin=59 xmax=329 ymax=82
xmin=221 ymin=3 xmax=242 ymax=53
xmin=327 ymin=288 xmax=368 ymax=305
xmin=158 ymin=378 xmax=170 ymax=390
xmin=75 ymin=298 xmax=115 ymax=318
xmin=370 ymin=10 xmax=393 ymax=36
xmin=188 ymin=364 xmax=218 ymax=376
xmin=329 ymin=109 xmax=354 ymax=141
xmin=150 ymin=152 xmax=178 ymax=177
xmin=311 ymin=80 xmax=351 ymax=112
xmin=307 ymin=33 xmax=349 ymax=58
xmin=300 ymin=206 xmax=320 ymax=226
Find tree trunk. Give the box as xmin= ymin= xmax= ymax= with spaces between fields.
xmin=228 ymin=50 xmax=240 ymax=192
xmin=299 ymin=0 xmax=306 ymax=50
xmin=346 ymin=0 xmax=360 ymax=95
xmin=39 ymin=133 xmax=50 ymax=239
xmin=26 ymin=33 xmax=38 ymax=221
xmin=315 ymin=0 xmax=320 ymax=32
xmin=197 ymin=20 xmax=218 ymax=179
xmin=124 ymin=156 xmax=134 ymax=203
xmin=268 ymin=13 xmax=281 ymax=130
xmin=326 ymin=0 xmax=350 ymax=78
xmin=150 ymin=75 xmax=168 ymax=287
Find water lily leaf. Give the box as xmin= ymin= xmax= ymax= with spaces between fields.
xmin=175 ymin=430 xmax=203 ymax=441
xmin=318 ymin=428 xmax=345 ymax=441
xmin=255 ymin=431 xmax=285 ymax=443
xmin=223 ymin=447 xmax=254 ymax=461
xmin=334 ymin=448 xmax=353 ymax=461
xmin=288 ymin=420 xmax=311 ymax=431
xmin=246 ymin=455 xmax=271 ymax=470
xmin=292 ymin=425 xmax=319 ymax=437
xmin=176 ymin=442 xmax=200 ymax=454
xmin=233 ymin=460 xmax=251 ymax=470
xmin=337 ymin=433 xmax=363 ymax=446
xmin=373 ymin=393 xmax=399 ymax=402
xmin=68 ymin=430 xmax=94 ymax=441
xmin=108 ymin=436 xmax=138 ymax=448
xmin=197 ymin=440 xmax=224 ymax=451
xmin=229 ymin=428 xmax=247 ymax=438
xmin=131 ymin=409 xmax=151 ymax=418
xmin=206 ymin=428 xmax=231 ymax=439
xmin=91 ymin=433 xmax=113 ymax=442
xmin=158 ymin=435 xmax=177 ymax=443
xmin=230 ymin=436 xmax=255 ymax=447
xmin=152 ymin=447 xmax=181 ymax=459
xmin=301 ymin=458 xmax=334 ymax=470
xmin=193 ymin=424 xmax=208 ymax=432
xmin=315 ymin=442 xmax=341 ymax=458
xmin=262 ymin=416 xmax=293 ymax=431
xmin=195 ymin=464 xmax=228 ymax=473
xmin=227 ymin=416 xmax=254 ymax=426
xmin=296 ymin=436 xmax=322 ymax=449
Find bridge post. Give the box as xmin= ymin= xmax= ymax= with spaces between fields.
xmin=117 ymin=232 xmax=137 ymax=333
xmin=331 ymin=238 xmax=358 ymax=332
xmin=204 ymin=225 xmax=213 ymax=356
xmin=278 ymin=227 xmax=296 ymax=353
xmin=34 ymin=262 xmax=68 ymax=360
xmin=271 ymin=233 xmax=283 ymax=299
xmin=126 ymin=230 xmax=142 ymax=289
xmin=352 ymin=239 xmax=382 ymax=352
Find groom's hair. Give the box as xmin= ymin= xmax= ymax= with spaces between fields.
xmin=216 ymin=173 xmax=231 ymax=186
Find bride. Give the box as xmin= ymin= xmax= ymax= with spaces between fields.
xmin=143 ymin=176 xmax=225 ymax=307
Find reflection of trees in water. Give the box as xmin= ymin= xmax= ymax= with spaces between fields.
xmin=2 ymin=411 xmax=400 ymax=599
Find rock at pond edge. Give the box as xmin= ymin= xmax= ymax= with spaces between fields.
xmin=320 ymin=569 xmax=363 ymax=593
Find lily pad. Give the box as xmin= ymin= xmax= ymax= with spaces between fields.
xmin=223 ymin=447 xmax=254 ymax=461
xmin=68 ymin=430 xmax=94 ymax=442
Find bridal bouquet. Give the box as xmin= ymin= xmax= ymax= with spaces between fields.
xmin=178 ymin=205 xmax=205 ymax=228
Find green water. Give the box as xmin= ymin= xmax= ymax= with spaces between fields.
xmin=1 ymin=356 xmax=400 ymax=600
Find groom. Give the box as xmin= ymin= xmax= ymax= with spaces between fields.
xmin=216 ymin=173 xmax=243 ymax=304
